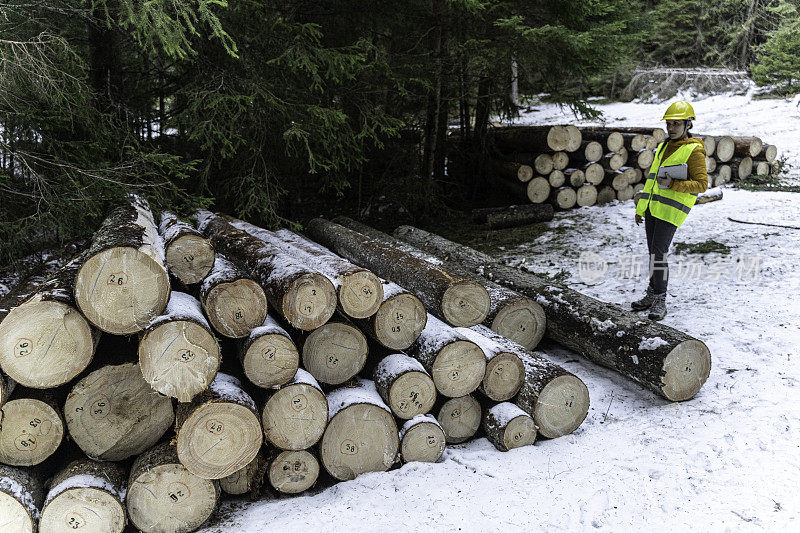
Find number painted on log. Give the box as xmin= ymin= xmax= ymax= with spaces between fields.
xmin=14 ymin=434 xmax=37 ymax=451
xmin=14 ymin=338 xmax=33 ymax=358
xmin=341 ymin=439 xmax=358 ymax=455
xmin=65 ymin=512 xmax=86 ymax=529
xmin=262 ymin=345 xmax=276 ymax=361
xmin=206 ymin=419 xmax=225 ymax=435
xmin=90 ymin=396 xmax=110 ymax=420
xmin=107 ymin=272 xmax=128 ymax=286
xmin=167 ymin=482 xmax=191 ymax=503
xmin=177 ymin=349 xmax=195 ymax=363
xmin=326 ymin=355 xmax=339 ymax=368
xmin=290 ymin=394 xmax=308 ymax=412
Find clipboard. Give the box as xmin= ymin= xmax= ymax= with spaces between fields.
xmin=657 ymin=164 xmax=688 ymax=188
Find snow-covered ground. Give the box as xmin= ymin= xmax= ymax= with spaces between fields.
xmin=201 ymin=97 xmax=800 ymax=532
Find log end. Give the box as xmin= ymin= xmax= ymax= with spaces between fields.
xmin=282 ymin=273 xmax=337 ymax=331
xmin=482 ymin=352 xmax=525 ymax=402
xmin=166 ymin=234 xmax=216 ymax=285
xmin=437 ymin=395 xmax=481 ymax=444
xmin=389 ymin=371 xmax=437 ymax=420
xmin=489 ymin=298 xmax=546 ymax=350
xmin=40 ymin=488 xmax=126 ymax=532
xmin=502 ymin=414 xmax=538 ymax=451
xmin=431 ymin=340 xmax=486 ymax=398
xmin=339 ymin=271 xmax=384 ymax=319
xmin=243 ymin=333 xmax=299 ymax=389
xmin=374 ymin=293 xmax=427 ymax=350
xmin=262 ymin=383 xmax=328 ymax=450
xmin=302 ymin=322 xmax=368 ymax=385
xmin=0 ymin=490 xmax=35 ymax=533
xmin=400 ymin=421 xmax=446 ymax=463
xmin=268 ymin=450 xmax=320 ymax=494
xmin=0 ymin=398 xmax=64 ymax=466
xmin=660 ymin=339 xmax=711 ymax=402
xmin=441 ymin=281 xmax=491 ymax=328
xmin=534 ymin=374 xmax=590 ymax=439
xmin=205 ymin=279 xmax=268 ymax=338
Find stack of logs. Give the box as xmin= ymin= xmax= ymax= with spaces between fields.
xmin=0 ymin=195 xmax=712 ymax=533
xmin=458 ymin=124 xmax=780 ymax=210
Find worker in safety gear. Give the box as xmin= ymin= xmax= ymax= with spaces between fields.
xmin=632 ymin=101 xmax=708 ymax=320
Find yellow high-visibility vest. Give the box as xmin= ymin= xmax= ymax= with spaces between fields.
xmin=635 ymin=142 xmax=702 ymax=227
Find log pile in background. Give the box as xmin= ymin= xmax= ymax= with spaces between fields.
xmin=0 ymin=194 xmax=715 ymax=532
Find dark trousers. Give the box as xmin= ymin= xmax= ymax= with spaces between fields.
xmin=644 ymin=210 xmax=678 ymax=295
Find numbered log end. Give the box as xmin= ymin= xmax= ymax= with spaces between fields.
xmin=482 ymin=352 xmax=525 ymax=402
xmin=0 ymin=300 xmax=94 ymax=388
xmin=488 ymin=414 xmax=537 ymax=452
xmin=282 ymin=273 xmax=337 ymax=330
xmin=437 ymin=395 xmax=481 ymax=444
xmin=431 ymin=340 xmax=486 ymax=398
xmin=65 ymin=363 xmax=175 ymax=461
xmin=269 ymin=450 xmax=320 ymax=494
xmin=489 ymin=297 xmax=546 ymax=350
xmin=320 ymin=403 xmax=399 ymax=481
xmin=302 ymin=322 xmax=368 ymax=385
xmin=75 ymin=247 xmax=170 ymax=335
xmin=388 ymin=370 xmax=437 ymax=420
xmin=533 ymin=374 xmax=590 ymax=439
xmin=205 ymin=279 xmax=268 ymax=338
xmin=219 ymin=451 xmax=267 ymax=496
xmin=660 ymin=339 xmax=711 ymax=402
xmin=400 ymin=420 xmax=446 ymax=463
xmin=165 ymin=234 xmax=216 ymax=285
xmin=373 ymin=293 xmax=427 ymax=350
xmin=441 ymin=280 xmax=490 ymax=328
xmin=338 ymin=271 xmax=383 ymax=319
xmin=0 ymin=490 xmax=35 ymax=533
xmin=262 ymin=379 xmax=328 ymax=450
xmin=0 ymin=398 xmax=64 ymax=466
xmin=526 ymin=177 xmax=551 ymax=203
xmin=242 ymin=333 xmax=299 ymax=389
xmin=139 ymin=320 xmax=220 ymax=403
xmin=41 ymin=487 xmax=126 ymax=533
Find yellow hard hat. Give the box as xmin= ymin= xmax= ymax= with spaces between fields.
xmin=662 ymin=101 xmax=695 ymax=121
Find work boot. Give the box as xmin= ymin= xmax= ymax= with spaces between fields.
xmin=631 ymin=286 xmax=655 ymax=311
xmin=648 ymin=292 xmax=667 ymax=320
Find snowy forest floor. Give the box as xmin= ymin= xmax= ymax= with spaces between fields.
xmin=202 ymin=95 xmax=800 ymax=532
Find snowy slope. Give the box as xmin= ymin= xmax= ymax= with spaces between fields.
xmin=200 ymin=99 xmax=800 ymax=532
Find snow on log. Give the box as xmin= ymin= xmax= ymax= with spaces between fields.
xmin=0 ymin=253 xmax=98 ymax=388
xmin=471 ymin=204 xmax=554 ymax=229
xmin=306 ymin=217 xmax=490 ymax=328
xmin=239 ymin=314 xmax=299 ymax=389
xmin=455 ymin=327 xmax=525 ymax=402
xmin=138 ymin=291 xmax=220 ymax=402
xmin=64 ymin=362 xmax=174 ymax=461
xmin=0 ymin=388 xmax=64 ymax=466
xmin=40 ymin=459 xmax=127 ymax=532
xmin=219 ymin=450 xmax=267 ymax=498
xmin=436 ymin=395 xmax=481 ymax=444
xmin=395 ymin=226 xmax=711 ymax=402
xmin=127 ymin=442 xmax=220 ymax=533
xmin=74 ymin=195 xmax=170 ymax=335
xmin=482 ymin=403 xmax=537 ymax=452
xmin=374 ymin=353 xmax=437 ymax=419
xmin=301 ymin=318 xmax=368 ymax=385
xmin=197 ymin=211 xmax=337 ymax=330
xmin=159 ymin=211 xmax=216 ymax=285
xmin=268 ymin=449 xmax=320 ymax=494
xmin=399 ymin=414 xmax=446 ymax=463
xmin=696 ymin=187 xmax=723 ymax=205
xmin=175 ymin=372 xmax=263 ymax=479
xmin=200 ymin=254 xmax=268 ymax=338
xmin=261 ymin=369 xmax=328 ymax=451
xmin=320 ymin=379 xmax=399 ymax=481
xmin=354 ymin=279 xmax=427 ymax=350
xmin=0 ymin=465 xmax=44 ymax=533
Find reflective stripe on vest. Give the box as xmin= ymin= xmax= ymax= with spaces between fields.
xmin=635 ymin=142 xmax=702 ymax=227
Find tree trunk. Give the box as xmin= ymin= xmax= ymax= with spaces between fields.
xmin=576 ymin=184 xmax=598 ymax=207
xmin=0 ymin=465 xmax=44 ymax=533
xmin=548 ymin=169 xmax=566 ymax=188
xmin=159 ymin=211 xmax=216 ymax=285
xmin=482 ymin=402 xmax=537 ymax=451
xmin=393 ymin=226 xmax=712 ymax=402
xmin=578 ymin=130 xmax=624 ymax=152
xmin=127 ymin=442 xmax=220 ymax=533
xmin=756 ymin=144 xmax=777 ymax=163
xmin=268 ymin=449 xmax=320 ymax=494
xmin=714 ymin=165 xmax=732 ymax=186
xmin=702 ymin=136 xmax=716 ymax=157
xmin=488 ymin=125 xmax=581 ymax=153
xmin=471 ymin=204 xmax=554 ymax=229
xmin=138 ymin=291 xmax=221 ymax=402
xmin=580 ymin=126 xmax=666 ymax=143
xmin=596 ymin=185 xmax=617 ymax=204
xmin=582 ymin=162 xmax=605 ymax=185
xmin=261 ymin=369 xmax=328 ymax=451
xmin=572 ymin=140 xmax=604 ymax=163
xmin=696 ymin=188 xmax=723 ymax=204
xmin=551 ymin=151 xmax=569 ymax=170
xmin=731 ymin=136 xmax=763 ymax=158
xmin=239 ymin=315 xmax=299 ymax=389
xmin=604 ymin=169 xmax=631 ymax=191
xmin=629 ymin=148 xmax=655 ymax=170
xmin=706 ymin=156 xmax=717 ymax=174
xmin=301 ymin=319 xmax=368 ymax=386
xmin=754 ymin=161 xmax=770 ymax=176
xmin=352 ymin=279 xmax=427 ymax=351
xmin=490 ymin=160 xmax=534 ymax=183
xmin=0 ymin=388 xmax=64 ymax=466
xmin=436 ymin=394 xmax=481 ymax=444
xmin=320 ymin=379 xmax=399 ymax=481
xmin=399 ymin=414 xmax=446 ymax=463
xmin=525 ymin=177 xmax=552 ymax=203
xmin=621 ymin=132 xmax=647 ymax=152
xmin=374 ymin=353 xmax=437 ymax=419
xmin=455 ymin=327 xmax=524 ymax=402
xmin=600 ymin=150 xmax=627 ymax=171
xmin=200 ymin=254 xmax=268 ymax=338
xmin=549 ymin=186 xmax=577 ymax=209
xmin=219 ymin=450 xmax=268 ymax=499
xmin=714 ymin=136 xmax=736 ymax=162
xmin=729 ymin=156 xmax=754 ymax=180
xmin=64 ymin=362 xmax=174 ymax=461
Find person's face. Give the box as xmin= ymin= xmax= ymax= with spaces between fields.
xmin=666 ymin=119 xmax=689 ymax=139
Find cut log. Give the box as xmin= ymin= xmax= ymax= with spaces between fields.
xmin=576 ymin=184 xmax=598 ymax=207
xmin=138 ymin=291 xmax=220 ymax=402
xmin=715 ymin=165 xmax=732 ymax=185
xmin=64 ymin=362 xmax=174 ymax=461
xmin=633 ymin=168 xmax=644 ymax=183
xmin=436 ymin=395 xmax=481 ymax=444
xmin=159 ymin=211 xmax=216 ymax=285
xmin=604 ymin=169 xmax=630 ymax=191
xmin=482 ymin=403 xmax=536 ymax=451
xmin=696 ymin=187 xmax=723 ymax=204
xmin=702 ymin=136 xmax=716 ymax=157
xmin=532 ymin=154 xmax=554 ymax=175
xmin=307 ymin=217 xmax=490 ymax=327
xmin=197 ymin=211 xmax=337 ymax=330
xmin=127 ymin=442 xmax=220 ymax=533
xmin=621 ymin=132 xmax=647 ymax=152
xmin=601 ymin=150 xmax=627 ymax=171
xmin=302 ymin=319 xmax=368 ymax=385
xmin=40 ymin=459 xmax=127 ymax=533
xmin=729 ymin=156 xmax=754 ymax=181
xmin=0 ymin=253 xmax=98 ymax=388
xmin=239 ymin=314 xmax=299 ymax=389
xmin=354 ymin=280 xmax=427 ymax=351
xmin=565 ymin=168 xmax=585 ymax=187
xmin=320 ymin=379 xmax=399 ymax=481
xmin=494 ymin=174 xmax=535 ymax=204
xmin=757 ymin=144 xmax=777 ymax=163
xmin=550 ymin=186 xmax=577 ymax=209
xmin=596 ymin=185 xmax=617 ymax=204
xmin=74 ymin=195 xmax=170 ymax=335
xmin=575 ymin=141 xmax=604 ymax=163
xmin=551 ymin=151 xmax=569 ymax=170
xmin=175 ymin=372 xmax=263 ymax=479
xmin=0 ymin=389 xmax=64 ymax=466
xmin=219 ymin=450 xmax=267 ymax=498
xmin=398 ymin=414 xmax=446 ymax=463
xmin=456 ymin=327 xmax=524 ymax=402
xmin=491 ymin=159 xmax=534 ymax=182
xmin=525 ymin=176 xmax=552 ymax=203
xmin=731 ymin=136 xmax=763 ymax=158
xmin=582 ymin=162 xmax=604 ymax=185
xmin=581 ymin=126 xmax=666 ymax=142
xmin=471 ymin=325 xmax=589 ymax=438
xmin=629 ymin=148 xmax=655 ymax=170
xmin=563 ymin=125 xmax=582 ymax=152
xmin=374 ymin=353 xmax=437 ymax=419
xmin=644 ymin=135 xmax=659 ymax=151
xmin=706 ymin=156 xmax=717 ymax=173
xmin=393 ymin=226 xmax=712 ymax=402
xmin=578 ymin=130 xmax=624 ymax=152
xmin=406 ymin=314 xmax=486 ymax=397
xmin=200 ymin=254 xmax=268 ymax=338
xmin=0 ymin=465 xmax=44 ymax=533
xmin=268 ymin=449 xmax=320 ymax=494
xmin=471 ymin=204 xmax=554 ymax=229
xmin=714 ymin=136 xmax=735 ymax=162
xmin=616 ymin=185 xmax=635 ymax=201
xmin=754 ymin=161 xmax=770 ymax=176
xmin=488 ymin=125 xmax=574 ymax=152
xmin=262 ymin=369 xmax=328 ymax=451
xmin=633 ymin=182 xmax=645 ymax=198
xmin=548 ymin=169 xmax=566 ymax=188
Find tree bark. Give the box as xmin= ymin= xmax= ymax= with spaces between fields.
xmin=471 ymin=204 xmax=554 ymax=229
xmin=482 ymin=402 xmax=537 ymax=451
xmin=374 ymin=353 xmax=437 ymax=419
xmin=219 ymin=450 xmax=268 ymax=499
xmin=159 ymin=211 xmax=216 ymax=285
xmin=0 ymin=465 xmax=44 ymax=533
